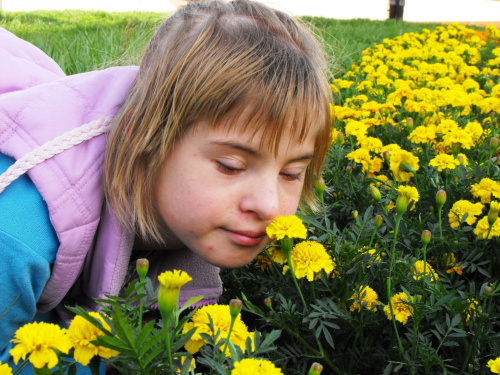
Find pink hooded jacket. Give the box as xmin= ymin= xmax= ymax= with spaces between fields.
xmin=0 ymin=28 xmax=222 ymax=320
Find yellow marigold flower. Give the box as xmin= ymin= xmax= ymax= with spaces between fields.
xmin=428 ymin=154 xmax=460 ymax=172
xmin=397 ymin=185 xmax=420 ymax=208
xmin=231 ymin=358 xmax=283 ymax=375
xmin=157 ymin=270 xmax=193 ymax=318
xmin=464 ymin=120 xmax=483 ymax=141
xmin=346 ymin=148 xmax=371 ymax=165
xmin=436 ymin=119 xmax=459 ymax=135
xmin=465 ymin=298 xmax=481 ymax=322
xmin=182 ymin=304 xmax=252 ymax=355
xmin=284 ymin=241 xmax=335 ymax=282
xmin=372 ymin=174 xmax=392 ymax=189
xmin=442 ymin=129 xmax=474 ymax=150
xmin=349 ymin=285 xmax=379 ymax=312
xmin=474 ymin=216 xmax=500 ymax=239
xmin=408 ymin=125 xmax=436 ymax=144
xmin=443 ymin=253 xmax=463 ymax=275
xmin=381 ymin=143 xmax=402 ymax=156
xmin=0 ymin=363 xmax=12 ymax=375
xmin=10 ymin=322 xmax=72 ymax=369
xmin=448 ymin=200 xmax=484 ymax=228
xmin=411 ymin=260 xmax=439 ymax=283
xmin=488 ymin=357 xmax=500 ymax=374
xmin=345 ymin=120 xmax=369 ymax=140
xmin=471 ymin=178 xmax=500 ymax=203
xmin=158 ymin=269 xmax=192 ymax=290
xmin=384 ymin=292 xmax=414 ymax=325
xmin=266 ymin=215 xmax=307 ymax=241
xmin=390 ymin=150 xmax=420 ymax=182
xmin=358 ymin=136 xmax=383 ymax=153
xmin=266 ymin=247 xmax=287 ymax=265
xmin=67 ymin=313 xmax=119 ymax=366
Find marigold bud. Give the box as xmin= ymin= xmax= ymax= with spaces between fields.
xmin=396 ymin=194 xmax=409 ymax=215
xmin=136 ymin=258 xmax=149 ymax=279
xmin=436 ymin=190 xmax=447 ymax=208
xmin=336 ymin=132 xmax=345 ymax=145
xmin=352 ymin=210 xmax=358 ymax=219
xmin=406 ymin=117 xmax=414 ymax=130
xmin=457 ymin=155 xmax=465 ymax=166
xmin=488 ymin=208 xmax=498 ymax=227
xmin=346 ymin=166 xmax=353 ymax=175
xmin=314 ymin=176 xmax=326 ymax=198
xmin=491 ymin=137 xmax=499 ymax=149
xmin=264 ymin=297 xmax=272 ymax=309
xmin=383 ymin=151 xmax=390 ymax=164
xmin=370 ymin=186 xmax=382 ymax=201
xmin=308 ymin=362 xmax=324 ymax=375
xmin=451 ymin=142 xmax=461 ymax=156
xmin=421 ymin=230 xmax=432 ymax=245
xmin=374 ymin=215 xmax=383 ymax=228
xmin=229 ymin=299 xmax=243 ymax=318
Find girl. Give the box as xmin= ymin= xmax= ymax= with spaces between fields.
xmin=0 ymin=0 xmax=332 ymax=371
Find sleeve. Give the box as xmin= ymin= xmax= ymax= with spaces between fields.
xmin=0 ymin=230 xmax=51 ymax=363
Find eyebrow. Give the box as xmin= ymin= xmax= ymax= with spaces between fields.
xmin=210 ymin=141 xmax=315 ymax=162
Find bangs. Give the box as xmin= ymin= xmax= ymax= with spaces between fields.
xmin=183 ymin=18 xmax=331 ymax=155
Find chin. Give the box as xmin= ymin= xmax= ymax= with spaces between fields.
xmin=209 ymin=255 xmax=256 ymax=269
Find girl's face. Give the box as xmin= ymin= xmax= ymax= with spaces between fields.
xmin=154 ymin=114 xmax=316 ymax=269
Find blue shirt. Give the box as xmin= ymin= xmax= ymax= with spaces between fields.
xmin=0 ymin=152 xmax=59 ymax=372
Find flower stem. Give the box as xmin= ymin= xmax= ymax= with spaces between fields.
xmin=387 ymin=213 xmax=404 ymax=357
xmin=163 ymin=315 xmax=174 ymax=370
xmin=438 ymin=207 xmax=443 ymax=238
xmin=285 ymin=251 xmax=308 ymax=311
xmin=222 ymin=318 xmax=236 ymax=357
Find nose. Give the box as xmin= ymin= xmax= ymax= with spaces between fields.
xmin=239 ymin=178 xmax=280 ymax=221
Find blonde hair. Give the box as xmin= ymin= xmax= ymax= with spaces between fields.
xmin=104 ymin=0 xmax=332 ymax=243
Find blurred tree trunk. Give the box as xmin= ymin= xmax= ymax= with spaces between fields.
xmin=389 ymin=0 xmax=405 ymax=20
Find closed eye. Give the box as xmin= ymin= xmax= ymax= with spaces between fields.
xmin=215 ymin=161 xmax=244 ymax=175
xmin=280 ymin=171 xmax=304 ymax=181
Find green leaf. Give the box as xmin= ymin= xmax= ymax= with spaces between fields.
xmin=179 ymin=295 xmax=205 ymax=314
xmin=111 ymin=308 xmax=137 ymax=349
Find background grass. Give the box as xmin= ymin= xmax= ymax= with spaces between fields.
xmin=0 ymin=10 xmax=447 ymax=76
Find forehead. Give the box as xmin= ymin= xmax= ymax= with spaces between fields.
xmin=191 ymin=105 xmax=319 ymax=156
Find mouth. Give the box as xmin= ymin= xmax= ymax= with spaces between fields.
xmin=221 ymin=228 xmax=268 ymax=247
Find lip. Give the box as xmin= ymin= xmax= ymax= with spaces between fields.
xmin=222 ymin=228 xmax=267 ymax=247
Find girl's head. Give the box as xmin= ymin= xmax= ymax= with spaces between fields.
xmin=105 ymin=0 xmax=332 ymax=267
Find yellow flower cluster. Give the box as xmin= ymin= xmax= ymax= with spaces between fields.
xmin=488 ymin=357 xmax=500 ymax=374
xmin=231 ymin=358 xmax=284 ymax=375
xmin=67 ymin=312 xmax=119 ymax=366
xmin=383 ymin=292 xmax=414 ymax=325
xmin=0 ymin=362 xmax=12 ymax=375
xmin=448 ymin=200 xmax=484 ymax=228
xmin=411 ymin=260 xmax=439 ymax=283
xmin=182 ymin=304 xmax=253 ymax=356
xmin=283 ymin=241 xmax=336 ymax=282
xmin=266 ymin=215 xmax=307 ymax=241
xmin=10 ymin=314 xmax=119 ymax=371
xmin=10 ymin=322 xmax=72 ymax=370
xmin=349 ymin=285 xmax=379 ymax=312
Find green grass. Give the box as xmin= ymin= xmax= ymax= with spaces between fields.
xmin=0 ymin=10 xmax=165 ymax=74
xmin=0 ymin=10 xmax=449 ymax=75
